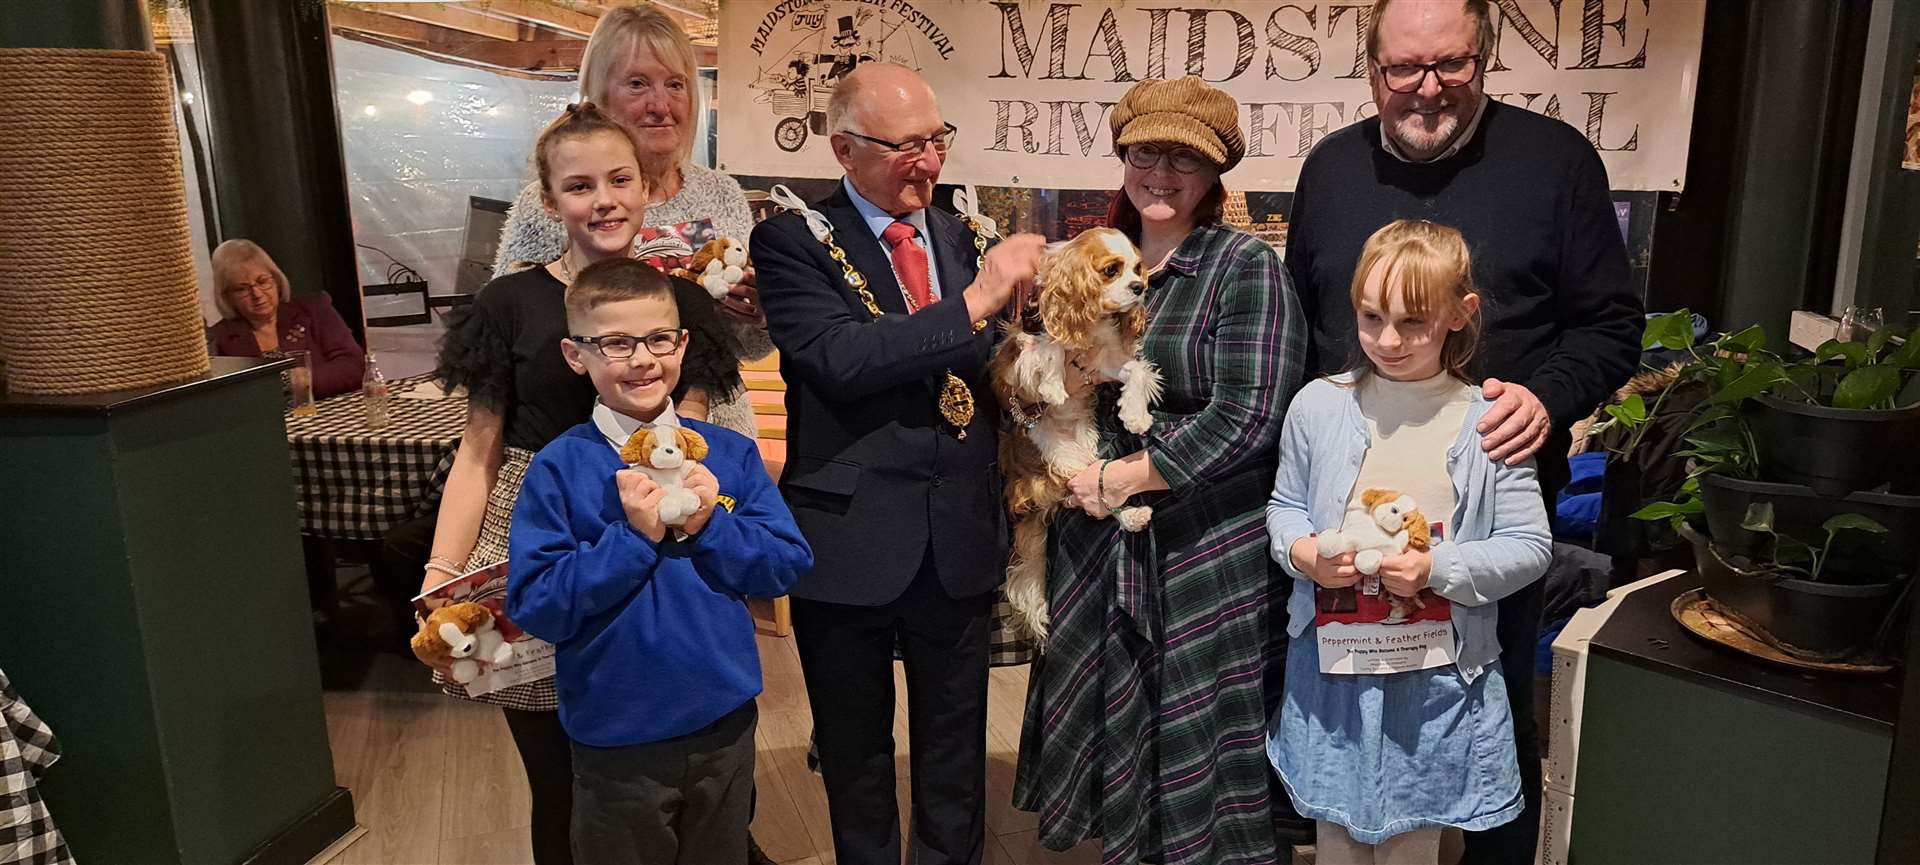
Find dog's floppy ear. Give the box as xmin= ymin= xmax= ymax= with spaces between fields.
xmin=1360 ymin=488 xmax=1397 ymax=509
xmin=619 ymin=427 xmax=657 ymax=466
xmin=676 ymin=426 xmax=710 ymax=461
xmin=1037 ymin=241 xmax=1100 ymax=346
xmin=1403 ymin=511 xmax=1432 ymax=551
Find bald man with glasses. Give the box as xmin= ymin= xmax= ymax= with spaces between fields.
xmin=750 ymin=63 xmax=1044 ymax=865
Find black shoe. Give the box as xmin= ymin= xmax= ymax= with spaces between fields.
xmin=748 ymin=836 xmax=776 ymax=865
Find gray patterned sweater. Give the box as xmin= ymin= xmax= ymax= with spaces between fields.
xmin=492 ymin=162 xmax=772 ymax=440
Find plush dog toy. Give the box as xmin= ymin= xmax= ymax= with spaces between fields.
xmin=989 ymin=227 xmax=1165 ymax=643
xmin=411 ymin=602 xmax=514 ymax=684
xmin=1316 ymin=489 xmax=1434 ymax=622
xmin=687 ymin=237 xmax=747 ymax=301
xmin=619 ymin=425 xmax=710 ymax=527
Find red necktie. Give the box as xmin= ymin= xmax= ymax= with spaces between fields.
xmin=881 ymin=219 xmax=932 ymax=312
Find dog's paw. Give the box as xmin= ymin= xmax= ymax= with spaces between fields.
xmin=1354 ymin=549 xmax=1383 ymax=575
xmin=1315 ymin=532 xmax=1344 ymax=560
xmin=1116 ymin=506 xmax=1153 ymax=532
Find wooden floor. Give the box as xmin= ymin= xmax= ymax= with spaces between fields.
xmin=321 ymin=600 xmax=1121 ymax=865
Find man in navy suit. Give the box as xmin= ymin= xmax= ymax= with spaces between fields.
xmin=751 ymin=63 xmax=1044 ymax=865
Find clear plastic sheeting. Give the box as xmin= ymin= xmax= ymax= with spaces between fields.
xmin=333 ymin=37 xmax=576 ymax=305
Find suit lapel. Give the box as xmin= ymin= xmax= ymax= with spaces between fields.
xmin=819 ymin=187 xmax=911 ymax=318
xmin=926 ymin=207 xmax=976 ymax=299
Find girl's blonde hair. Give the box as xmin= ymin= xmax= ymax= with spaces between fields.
xmin=533 ymin=102 xmax=643 ymax=200
xmin=1347 ymin=219 xmax=1481 ymax=383
xmin=578 ymin=4 xmax=701 ymax=168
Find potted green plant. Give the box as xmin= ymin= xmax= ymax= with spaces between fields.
xmin=1682 ymin=508 xmax=1909 ymax=660
xmin=1743 ymin=330 xmax=1920 ymax=496
xmin=1601 ymin=311 xmax=1919 ymax=662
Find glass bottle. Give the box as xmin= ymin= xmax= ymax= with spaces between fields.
xmin=363 ymin=351 xmax=391 ymax=430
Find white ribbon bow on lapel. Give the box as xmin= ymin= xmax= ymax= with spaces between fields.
xmin=951 ymin=185 xmax=1000 ymax=240
xmin=769 ymin=184 xmax=834 ymax=243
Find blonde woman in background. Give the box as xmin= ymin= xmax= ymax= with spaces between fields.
xmin=492 ymin=3 xmax=770 ymax=440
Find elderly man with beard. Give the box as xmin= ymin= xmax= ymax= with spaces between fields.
xmin=1283 ymin=1 xmax=1643 ymax=861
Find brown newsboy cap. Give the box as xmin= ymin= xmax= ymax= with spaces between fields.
xmin=1109 ymin=76 xmax=1245 ymax=172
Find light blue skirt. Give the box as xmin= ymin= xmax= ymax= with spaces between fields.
xmin=1267 ymin=632 xmax=1523 ymax=845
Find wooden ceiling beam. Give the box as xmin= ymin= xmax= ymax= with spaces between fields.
xmin=325 ymin=5 xmax=434 ymax=44
xmin=345 ymin=2 xmax=525 ymax=42
xmin=435 ymin=36 xmax=587 ymax=72
xmin=477 ymin=0 xmax=602 ymax=38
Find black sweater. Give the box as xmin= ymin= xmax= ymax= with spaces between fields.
xmin=1285 ymin=99 xmax=1643 ymax=434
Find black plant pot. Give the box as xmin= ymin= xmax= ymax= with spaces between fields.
xmin=1681 ymin=523 xmax=1905 ymax=660
xmin=1745 ymin=394 xmax=1920 ymax=497
xmin=1697 ymin=473 xmax=1920 ymax=577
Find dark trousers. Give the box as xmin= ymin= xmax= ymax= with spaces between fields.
xmin=504 ymin=708 xmax=578 ymax=865
xmin=791 ymin=553 xmax=993 ymax=865
xmin=375 ymin=509 xmax=440 ymax=633
xmin=570 ymin=701 xmax=759 ymax=865
xmin=1460 ymin=451 xmax=1565 ymax=865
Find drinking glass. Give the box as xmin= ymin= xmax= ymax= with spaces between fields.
xmin=285 ymin=349 xmax=315 ymax=417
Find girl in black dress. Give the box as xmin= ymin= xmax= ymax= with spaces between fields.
xmin=422 ymin=102 xmax=740 ymax=864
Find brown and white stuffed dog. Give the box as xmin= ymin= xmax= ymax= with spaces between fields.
xmin=1316 ymin=489 xmax=1433 ymax=621
xmin=619 ymin=426 xmax=710 ymax=526
xmin=989 ymin=227 xmax=1164 ymax=642
xmin=411 ymin=602 xmax=514 ymax=684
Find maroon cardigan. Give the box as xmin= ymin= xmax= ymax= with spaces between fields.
xmin=208 ymin=294 xmax=366 ymax=399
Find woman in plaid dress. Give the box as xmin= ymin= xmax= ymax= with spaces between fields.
xmin=1012 ymin=77 xmax=1305 ymax=865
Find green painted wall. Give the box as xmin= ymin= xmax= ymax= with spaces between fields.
xmin=0 ymin=371 xmax=342 ymax=864
xmin=1572 ymin=654 xmax=1890 ymax=864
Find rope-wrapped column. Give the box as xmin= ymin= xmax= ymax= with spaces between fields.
xmin=0 ymin=48 xmax=209 ymax=394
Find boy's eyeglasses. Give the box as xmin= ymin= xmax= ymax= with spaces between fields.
xmin=1124 ymin=144 xmax=1209 ymax=175
xmin=1375 ymin=54 xmax=1481 ymax=93
xmin=569 ymin=329 xmax=686 ymax=359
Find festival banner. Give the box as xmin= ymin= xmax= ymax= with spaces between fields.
xmin=717 ymin=0 xmax=1707 ymax=192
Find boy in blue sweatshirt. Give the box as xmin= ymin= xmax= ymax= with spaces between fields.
xmin=507 ymin=258 xmax=812 ymax=864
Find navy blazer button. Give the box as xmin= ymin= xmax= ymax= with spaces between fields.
xmin=932 ymin=475 xmax=944 ymax=487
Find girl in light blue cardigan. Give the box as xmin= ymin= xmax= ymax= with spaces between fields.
xmin=1265 ymin=221 xmax=1551 ymax=862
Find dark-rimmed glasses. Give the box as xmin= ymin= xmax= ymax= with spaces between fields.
xmin=841 ymin=123 xmax=958 ymax=156
xmin=225 ymin=274 xmax=275 ymax=299
xmin=1124 ymin=143 xmax=1209 ymax=175
xmin=569 ymin=329 xmax=686 ymax=359
xmin=1375 ymin=54 xmax=1481 ymax=93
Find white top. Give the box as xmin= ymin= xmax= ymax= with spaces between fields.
xmin=1347 ymin=373 xmax=1473 ymax=538
xmin=592 ymin=398 xmax=680 ymax=456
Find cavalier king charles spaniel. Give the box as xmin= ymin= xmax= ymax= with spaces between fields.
xmin=989 ymin=227 xmax=1163 ymax=643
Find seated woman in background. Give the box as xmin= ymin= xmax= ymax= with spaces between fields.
xmin=207 ymin=238 xmax=365 ymax=399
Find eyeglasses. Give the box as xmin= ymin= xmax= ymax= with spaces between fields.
xmin=569 ymin=329 xmax=686 ymax=359
xmin=1124 ymin=143 xmax=1209 ymax=175
xmin=1375 ymin=54 xmax=1481 ymax=93
xmin=841 ymin=123 xmax=958 ymax=156
xmin=225 ymin=274 xmax=275 ymax=298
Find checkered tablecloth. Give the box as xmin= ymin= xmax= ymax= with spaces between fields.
xmin=1 ymin=667 xmax=71 ymax=865
xmin=285 ymin=375 xmax=466 ymax=541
